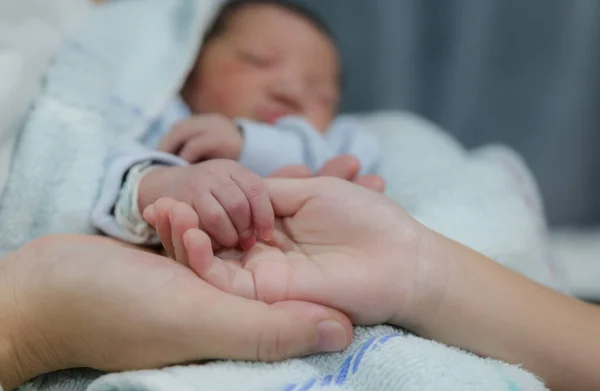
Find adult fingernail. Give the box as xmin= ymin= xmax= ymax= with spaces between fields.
xmin=315 ymin=320 xmax=348 ymax=353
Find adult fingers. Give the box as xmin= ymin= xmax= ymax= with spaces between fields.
xmin=268 ymin=165 xmax=312 ymax=179
xmin=317 ymin=155 xmax=360 ymax=180
xmin=354 ymin=175 xmax=386 ymax=193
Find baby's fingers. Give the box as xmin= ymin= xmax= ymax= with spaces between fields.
xmin=231 ymin=170 xmax=274 ymax=241
xmin=193 ymin=193 xmax=238 ymax=248
xmin=158 ymin=120 xmax=200 ymax=154
xmin=178 ymin=136 xmax=213 ymax=163
xmin=211 ymin=181 xmax=255 ymax=250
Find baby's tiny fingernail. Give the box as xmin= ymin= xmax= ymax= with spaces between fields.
xmin=315 ymin=321 xmax=348 ymax=353
xmin=259 ymin=228 xmax=273 ymax=241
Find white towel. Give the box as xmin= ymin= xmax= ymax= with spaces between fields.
xmin=550 ymin=227 xmax=600 ymax=299
xmin=0 ymin=0 xmax=221 ymax=254
xmin=0 ymin=0 xmax=89 ymax=195
xmin=89 ymin=326 xmax=545 ymax=391
xmin=7 ymin=1 xmax=554 ymax=389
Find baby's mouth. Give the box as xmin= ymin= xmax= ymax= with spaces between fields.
xmin=259 ymin=109 xmax=286 ymax=124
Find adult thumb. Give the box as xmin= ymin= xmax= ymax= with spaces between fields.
xmin=200 ymin=296 xmax=353 ymax=361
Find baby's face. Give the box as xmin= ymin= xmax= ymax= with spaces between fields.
xmin=183 ymin=4 xmax=340 ymax=132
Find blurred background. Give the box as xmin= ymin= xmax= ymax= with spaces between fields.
xmin=296 ymin=0 xmax=600 ymax=229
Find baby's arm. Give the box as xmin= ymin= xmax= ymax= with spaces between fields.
xmin=91 ymin=142 xmax=188 ymax=245
xmin=237 ymin=116 xmax=381 ymax=177
xmin=159 ymin=114 xmax=381 ymax=177
xmin=92 ymin=96 xmax=192 ymax=245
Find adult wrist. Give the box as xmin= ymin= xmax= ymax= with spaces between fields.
xmin=389 ymin=225 xmax=455 ymax=334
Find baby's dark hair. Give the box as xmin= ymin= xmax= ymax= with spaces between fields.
xmin=203 ymin=0 xmax=337 ymax=47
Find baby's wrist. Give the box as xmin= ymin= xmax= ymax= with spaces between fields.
xmin=137 ymin=165 xmax=175 ymax=213
xmin=115 ymin=162 xmax=166 ymax=243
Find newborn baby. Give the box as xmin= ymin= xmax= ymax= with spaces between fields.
xmin=149 ymin=0 xmax=380 ymax=175
xmin=94 ymin=0 xmax=381 ymax=249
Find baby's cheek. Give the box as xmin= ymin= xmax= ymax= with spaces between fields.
xmin=198 ymin=61 xmax=257 ymax=116
xmin=196 ymin=80 xmax=239 ymax=115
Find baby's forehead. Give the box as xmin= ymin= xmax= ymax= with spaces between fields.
xmin=207 ymin=2 xmax=341 ymax=84
xmin=221 ymin=3 xmax=334 ymax=45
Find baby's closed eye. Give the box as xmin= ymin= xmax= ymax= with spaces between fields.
xmin=237 ymin=50 xmax=274 ymax=69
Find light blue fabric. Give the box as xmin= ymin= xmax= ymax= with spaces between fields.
xmin=238 ymin=115 xmax=380 ymax=177
xmin=141 ymin=95 xmax=193 ymax=149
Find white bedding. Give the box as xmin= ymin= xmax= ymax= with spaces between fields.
xmin=550 ymin=228 xmax=600 ymax=299
xmin=0 ymin=0 xmax=89 ymax=194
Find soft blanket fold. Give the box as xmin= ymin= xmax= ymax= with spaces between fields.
xmin=9 ymin=0 xmax=558 ymax=390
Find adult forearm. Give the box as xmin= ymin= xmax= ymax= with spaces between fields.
xmin=0 ymin=261 xmax=27 ymax=390
xmin=0 ymin=250 xmax=54 ymax=390
xmin=413 ymin=233 xmax=600 ymax=391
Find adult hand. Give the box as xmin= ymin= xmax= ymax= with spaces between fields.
xmin=179 ymin=176 xmax=600 ymax=391
xmin=0 ymin=235 xmax=352 ymax=390
xmin=167 ymin=177 xmax=441 ymax=326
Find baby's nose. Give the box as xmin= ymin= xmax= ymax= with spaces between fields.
xmin=270 ymin=77 xmax=305 ymax=109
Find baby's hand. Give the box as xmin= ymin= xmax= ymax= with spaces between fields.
xmin=159 ymin=114 xmax=242 ymax=163
xmin=142 ymin=160 xmax=274 ymax=254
